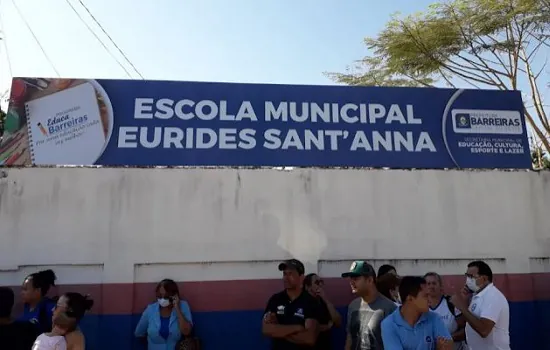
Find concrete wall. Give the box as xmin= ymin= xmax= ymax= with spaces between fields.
xmin=0 ymin=168 xmax=549 ymax=349
xmin=1 ymin=168 xmax=549 ymax=279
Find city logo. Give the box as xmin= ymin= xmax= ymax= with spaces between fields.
xmin=452 ymin=109 xmax=523 ymax=135
xmin=455 ymin=113 xmax=471 ymax=129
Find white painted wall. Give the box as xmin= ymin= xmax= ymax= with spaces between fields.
xmin=0 ymin=168 xmax=549 ymax=285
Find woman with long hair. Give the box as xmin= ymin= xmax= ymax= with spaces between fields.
xmin=135 ymin=279 xmax=193 ymax=350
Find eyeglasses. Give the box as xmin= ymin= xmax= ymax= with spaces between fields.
xmin=314 ymin=279 xmax=324 ymax=286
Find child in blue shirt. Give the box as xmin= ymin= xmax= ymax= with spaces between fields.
xmin=382 ymin=276 xmax=453 ymax=350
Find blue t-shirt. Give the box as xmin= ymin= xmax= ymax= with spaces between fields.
xmin=381 ymin=308 xmax=451 ymax=349
xmin=159 ymin=316 xmax=170 ymax=339
xmin=18 ymin=299 xmax=55 ymax=333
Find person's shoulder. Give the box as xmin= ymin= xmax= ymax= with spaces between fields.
xmin=348 ymin=297 xmax=362 ymax=309
xmin=269 ymin=290 xmax=286 ymax=301
xmin=381 ymin=310 xmax=396 ymax=327
xmin=376 ymin=295 xmax=398 ymax=310
xmin=65 ymin=329 xmax=85 ymax=344
xmin=179 ymin=300 xmax=191 ymax=309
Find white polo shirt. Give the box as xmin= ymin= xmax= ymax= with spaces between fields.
xmin=465 ymin=283 xmax=510 ymax=350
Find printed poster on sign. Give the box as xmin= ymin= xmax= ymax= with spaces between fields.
xmin=1 ymin=78 xmax=112 ymax=166
xmin=0 ymin=78 xmax=531 ymax=169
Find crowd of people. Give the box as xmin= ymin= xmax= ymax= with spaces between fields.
xmin=0 ymin=259 xmax=510 ymax=350
xmin=263 ymin=259 xmax=510 ymax=350
xmin=0 ymin=270 xmax=93 ymax=350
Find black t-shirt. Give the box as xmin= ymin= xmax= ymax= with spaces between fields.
xmin=0 ymin=321 xmax=40 ymax=350
xmin=314 ymin=298 xmax=332 ymax=350
xmin=264 ymin=290 xmax=322 ymax=350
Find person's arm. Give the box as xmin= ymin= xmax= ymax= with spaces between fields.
xmin=134 ymin=306 xmax=150 ymax=337
xmin=285 ymin=299 xmax=321 ymax=345
xmin=285 ymin=318 xmax=319 ymax=346
xmin=345 ymin=333 xmax=352 ymax=350
xmin=433 ymin=314 xmax=453 ymax=340
xmin=344 ymin=301 xmax=353 ymax=350
xmin=175 ymin=299 xmax=193 ymax=336
xmin=451 ymin=313 xmax=466 ymax=342
xmin=320 ymin=295 xmax=342 ymax=328
xmin=457 ymin=299 xmax=500 ymax=338
xmin=381 ymin=319 xmax=404 ymax=350
xmin=261 ymin=296 xmax=303 ymax=338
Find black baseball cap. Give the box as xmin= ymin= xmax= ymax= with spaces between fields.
xmin=278 ymin=259 xmax=305 ymax=275
xmin=341 ymin=260 xmax=376 ymax=278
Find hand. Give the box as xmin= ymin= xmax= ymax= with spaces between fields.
xmin=436 ymin=337 xmax=453 ymax=350
xmin=449 ymin=294 xmax=468 ymax=312
xmin=172 ymin=294 xmax=180 ymax=305
xmin=263 ymin=312 xmax=278 ymax=324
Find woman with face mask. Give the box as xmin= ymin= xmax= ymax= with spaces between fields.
xmin=134 ymin=279 xmax=194 ymax=350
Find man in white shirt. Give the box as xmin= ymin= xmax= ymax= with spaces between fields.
xmin=424 ymin=272 xmax=466 ymax=350
xmin=450 ymin=261 xmax=510 ymax=350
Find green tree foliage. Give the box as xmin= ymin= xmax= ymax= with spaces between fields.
xmin=0 ymin=107 xmax=5 ymax=136
xmin=328 ymin=0 xmax=550 ymax=153
xmin=532 ymin=147 xmax=550 ymax=169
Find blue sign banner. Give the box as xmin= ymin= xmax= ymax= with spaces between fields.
xmin=2 ymin=78 xmax=531 ymax=169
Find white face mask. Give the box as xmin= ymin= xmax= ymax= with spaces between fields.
xmin=157 ymin=298 xmax=170 ymax=308
xmin=466 ymin=277 xmax=480 ymax=292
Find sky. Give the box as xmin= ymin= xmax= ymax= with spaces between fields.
xmin=0 ymin=0 xmax=435 ymax=98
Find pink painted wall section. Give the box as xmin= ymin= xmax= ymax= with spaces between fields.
xmin=8 ymin=273 xmax=550 ymax=315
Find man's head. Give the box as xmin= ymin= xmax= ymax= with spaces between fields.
xmin=0 ymin=287 xmax=14 ymax=319
xmin=341 ymin=261 xmax=377 ymax=296
xmin=423 ymin=272 xmax=443 ymax=297
xmin=466 ymin=260 xmax=492 ymax=292
xmin=400 ymin=276 xmax=429 ymax=313
xmin=278 ymin=259 xmax=305 ymax=290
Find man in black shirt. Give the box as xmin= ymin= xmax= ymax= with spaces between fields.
xmin=0 ymin=287 xmax=39 ymax=350
xmin=262 ymin=259 xmax=321 ymax=349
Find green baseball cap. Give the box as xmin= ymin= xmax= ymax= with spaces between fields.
xmin=341 ymin=260 xmax=376 ymax=278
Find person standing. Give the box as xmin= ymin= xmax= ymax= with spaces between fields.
xmin=19 ymin=269 xmax=57 ymax=334
xmin=303 ymin=273 xmax=342 ymax=350
xmin=381 ymin=276 xmax=453 ymax=350
xmin=342 ymin=261 xmax=396 ymax=350
xmin=134 ymin=279 xmax=194 ymax=350
xmin=450 ymin=261 xmax=510 ymax=350
xmin=0 ymin=287 xmax=39 ymax=350
xmin=262 ymin=259 xmax=321 ymax=350
xmin=424 ymin=272 xmax=466 ymax=350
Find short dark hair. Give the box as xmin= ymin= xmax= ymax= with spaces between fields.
xmin=303 ymin=273 xmax=317 ymax=288
xmin=399 ymin=276 xmax=426 ymax=302
xmin=377 ymin=264 xmax=396 ymax=278
xmin=156 ymin=279 xmax=180 ymax=296
xmin=468 ymin=261 xmax=493 ymax=282
xmin=0 ymin=287 xmax=14 ymax=318
xmin=423 ymin=272 xmax=442 ymax=285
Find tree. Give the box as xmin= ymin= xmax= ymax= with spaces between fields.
xmin=0 ymin=107 xmax=5 ymax=136
xmin=328 ymin=0 xmax=550 ymax=153
xmin=531 ymin=147 xmax=550 ymax=169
